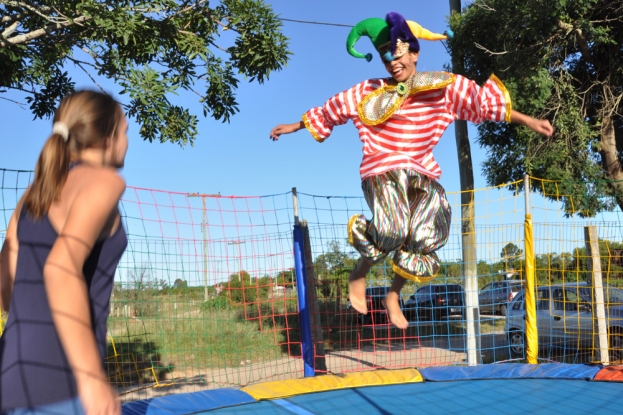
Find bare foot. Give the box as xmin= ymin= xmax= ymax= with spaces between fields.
xmin=348 ymin=259 xmax=372 ymax=315
xmin=349 ymin=276 xmax=368 ymax=315
xmin=382 ymin=295 xmax=409 ymax=329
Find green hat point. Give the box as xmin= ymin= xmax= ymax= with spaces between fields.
xmin=346 ymin=18 xmax=389 ymax=61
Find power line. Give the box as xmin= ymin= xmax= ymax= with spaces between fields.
xmin=279 ymin=18 xmax=353 ymax=28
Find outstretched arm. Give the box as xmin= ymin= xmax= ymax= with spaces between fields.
xmin=269 ymin=121 xmax=304 ymax=141
xmin=510 ymin=110 xmax=554 ymax=137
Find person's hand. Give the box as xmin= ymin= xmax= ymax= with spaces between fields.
xmin=527 ymin=119 xmax=554 ymax=137
xmin=510 ymin=110 xmax=554 ymax=137
xmin=269 ymin=122 xmax=304 ymax=141
xmin=78 ymin=377 xmax=121 ymax=415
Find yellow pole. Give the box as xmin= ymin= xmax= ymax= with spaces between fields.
xmin=524 ymin=175 xmax=538 ymax=363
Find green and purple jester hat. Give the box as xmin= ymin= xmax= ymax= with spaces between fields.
xmin=346 ymin=12 xmax=448 ymax=62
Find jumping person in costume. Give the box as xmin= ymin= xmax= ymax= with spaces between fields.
xmin=270 ymin=12 xmax=553 ymax=329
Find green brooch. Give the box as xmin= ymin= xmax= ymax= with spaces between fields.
xmin=396 ymin=82 xmax=408 ymax=96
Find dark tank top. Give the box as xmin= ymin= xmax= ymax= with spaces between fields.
xmin=0 ymin=208 xmax=127 ymax=410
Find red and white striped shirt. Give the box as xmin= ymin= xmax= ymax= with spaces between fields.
xmin=302 ymin=72 xmax=511 ymax=180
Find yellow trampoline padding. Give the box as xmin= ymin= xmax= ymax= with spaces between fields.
xmin=241 ymin=369 xmax=423 ymax=400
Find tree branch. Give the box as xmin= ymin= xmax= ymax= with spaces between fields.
xmin=166 ymin=0 xmax=208 ymax=19
xmin=1 ymin=13 xmax=24 ymax=24
xmin=71 ymin=59 xmax=107 ymax=94
xmin=2 ymin=1 xmax=52 ymax=20
xmin=0 ymin=94 xmax=27 ymax=108
xmin=474 ymin=42 xmax=508 ymax=55
xmin=0 ymin=14 xmax=90 ymax=47
xmin=474 ymin=1 xmax=496 ymax=12
xmin=1 ymin=20 xmax=18 ymax=38
xmin=556 ymin=19 xmax=596 ymax=66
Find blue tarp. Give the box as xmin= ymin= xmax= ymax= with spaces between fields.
xmin=420 ymin=363 xmax=602 ymax=382
xmin=121 ymin=388 xmax=256 ymax=415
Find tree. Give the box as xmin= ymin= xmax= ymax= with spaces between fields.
xmin=500 ymin=242 xmax=523 ymax=272
xmin=568 ymin=239 xmax=623 ymax=281
xmin=448 ymin=0 xmax=623 ymax=216
xmin=173 ymin=278 xmax=187 ymax=289
xmin=314 ymin=241 xmax=355 ymax=272
xmin=501 ymin=243 xmax=523 ymax=260
xmin=126 ymin=266 xmax=165 ymax=316
xmin=275 ymin=268 xmax=295 ymax=286
xmin=0 ymin=0 xmax=290 ymax=146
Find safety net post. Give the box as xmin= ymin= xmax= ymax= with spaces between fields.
xmin=292 ymin=188 xmax=315 ymax=377
xmin=524 ymin=175 xmax=538 ymax=364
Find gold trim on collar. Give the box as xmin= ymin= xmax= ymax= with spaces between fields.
xmin=358 ymin=72 xmax=456 ymax=126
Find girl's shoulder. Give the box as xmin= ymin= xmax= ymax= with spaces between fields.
xmin=62 ymin=166 xmax=126 ymax=213
xmin=73 ymin=165 xmax=125 ymax=190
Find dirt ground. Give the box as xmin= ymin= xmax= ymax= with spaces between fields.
xmin=119 ymin=331 xmax=510 ymax=402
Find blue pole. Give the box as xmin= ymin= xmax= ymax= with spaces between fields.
xmin=293 ymin=223 xmax=315 ymax=377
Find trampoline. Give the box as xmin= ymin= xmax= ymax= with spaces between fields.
xmin=122 ymin=363 xmax=623 ymax=414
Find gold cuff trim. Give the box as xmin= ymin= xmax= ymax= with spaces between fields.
xmin=302 ymin=113 xmax=324 ymax=142
xmin=347 ymin=214 xmax=359 ymax=246
xmin=490 ymin=74 xmax=512 ymax=123
xmin=391 ymin=262 xmax=438 ymax=283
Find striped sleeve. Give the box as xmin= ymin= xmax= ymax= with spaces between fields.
xmin=302 ymin=82 xmax=363 ymax=142
xmin=445 ymin=74 xmax=512 ymax=124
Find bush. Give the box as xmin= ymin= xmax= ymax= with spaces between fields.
xmin=221 ymin=279 xmax=270 ymax=304
xmin=201 ymin=296 xmax=234 ymax=311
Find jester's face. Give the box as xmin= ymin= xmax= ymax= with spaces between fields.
xmin=379 ymin=44 xmax=419 ymax=83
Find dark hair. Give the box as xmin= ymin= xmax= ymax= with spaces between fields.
xmin=25 ymin=90 xmax=123 ymax=218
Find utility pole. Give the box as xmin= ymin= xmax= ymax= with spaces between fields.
xmin=188 ymin=192 xmax=220 ymax=301
xmin=228 ymin=240 xmax=246 ymax=278
xmin=449 ymin=0 xmax=480 ymax=366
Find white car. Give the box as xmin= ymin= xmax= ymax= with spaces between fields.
xmin=504 ymin=281 xmax=623 ymax=361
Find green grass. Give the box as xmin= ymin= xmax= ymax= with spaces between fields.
xmin=105 ymin=292 xmax=512 ymax=388
xmin=106 ymin=297 xmax=291 ymax=386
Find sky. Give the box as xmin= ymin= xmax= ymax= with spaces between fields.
xmin=2 ymin=1 xmax=622 ymax=284
xmin=0 ymin=0 xmax=482 ymax=198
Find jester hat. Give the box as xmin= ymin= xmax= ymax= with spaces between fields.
xmin=346 ymin=12 xmax=447 ymax=62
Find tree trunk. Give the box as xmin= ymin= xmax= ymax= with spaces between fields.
xmin=599 ymin=116 xmax=623 ymax=211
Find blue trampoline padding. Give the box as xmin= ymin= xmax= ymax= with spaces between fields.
xmin=420 ymin=363 xmax=602 ymax=382
xmin=121 ymin=388 xmax=256 ymax=415
xmin=203 ymin=379 xmax=623 ymax=415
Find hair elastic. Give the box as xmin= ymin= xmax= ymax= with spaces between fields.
xmin=52 ymin=121 xmax=69 ymax=142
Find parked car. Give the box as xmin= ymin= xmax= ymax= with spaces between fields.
xmin=349 ymin=286 xmax=404 ymax=325
xmin=404 ymin=284 xmax=465 ymax=322
xmin=478 ymin=280 xmax=523 ymax=316
xmin=505 ymin=282 xmax=623 ymax=361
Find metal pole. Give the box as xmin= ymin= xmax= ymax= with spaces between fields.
xmin=292 ymin=187 xmax=300 ymax=226
xmin=524 ymin=175 xmax=530 ymax=213
xmin=188 ymin=192 xmax=220 ymax=302
xmin=449 ymin=0 xmax=480 ymax=366
xmin=292 ymin=187 xmax=314 ymax=376
xmin=202 ymin=197 xmax=208 ymax=302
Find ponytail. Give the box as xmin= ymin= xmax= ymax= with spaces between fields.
xmin=24 ymin=132 xmax=71 ymax=219
xmin=23 ymin=90 xmax=122 ymax=219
